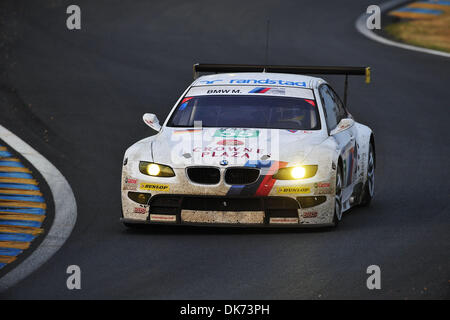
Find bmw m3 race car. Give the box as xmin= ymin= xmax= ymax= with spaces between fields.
xmin=121 ymin=64 xmax=375 ymax=228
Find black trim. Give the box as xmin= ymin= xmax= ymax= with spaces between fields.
xmin=193 ymin=64 xmax=368 ymax=78
xmin=121 ymin=218 xmax=334 ymax=229
xmin=296 ymin=196 xmax=327 ymax=208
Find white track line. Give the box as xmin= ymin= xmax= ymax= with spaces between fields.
xmin=0 ymin=124 xmax=77 ymax=292
xmin=355 ymin=0 xmax=450 ymax=59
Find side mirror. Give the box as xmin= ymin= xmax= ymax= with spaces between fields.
xmin=142 ymin=113 xmax=161 ymax=132
xmin=330 ymin=118 xmax=355 ymax=135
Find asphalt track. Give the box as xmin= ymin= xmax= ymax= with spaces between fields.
xmin=0 ymin=0 xmax=449 ymax=299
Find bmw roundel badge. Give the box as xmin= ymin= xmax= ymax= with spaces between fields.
xmin=220 ymin=159 xmax=228 ymax=166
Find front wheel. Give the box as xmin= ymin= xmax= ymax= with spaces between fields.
xmin=360 ymin=144 xmax=375 ymax=206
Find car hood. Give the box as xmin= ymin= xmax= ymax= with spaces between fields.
xmin=151 ymin=127 xmax=327 ymax=168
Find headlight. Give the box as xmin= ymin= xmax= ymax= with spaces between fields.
xmin=273 ymin=165 xmax=318 ymax=180
xmin=139 ymin=161 xmax=175 ymax=177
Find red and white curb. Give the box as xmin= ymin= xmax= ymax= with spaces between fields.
xmin=0 ymin=125 xmax=77 ymax=292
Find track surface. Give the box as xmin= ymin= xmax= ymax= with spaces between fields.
xmin=0 ymin=0 xmax=449 ymax=299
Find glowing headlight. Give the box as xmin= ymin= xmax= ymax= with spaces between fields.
xmin=147 ymin=164 xmax=160 ymax=176
xmin=139 ymin=162 xmax=175 ymax=177
xmin=273 ymin=165 xmax=318 ymax=180
xmin=291 ymin=166 xmax=306 ymax=179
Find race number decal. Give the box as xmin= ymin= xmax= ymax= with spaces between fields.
xmin=213 ymin=129 xmax=259 ymax=138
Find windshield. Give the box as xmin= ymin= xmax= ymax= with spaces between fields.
xmin=167 ymin=95 xmax=321 ymax=130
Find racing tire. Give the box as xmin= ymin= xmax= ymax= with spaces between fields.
xmin=332 ymin=165 xmax=343 ymax=227
xmin=360 ymin=144 xmax=375 ymax=207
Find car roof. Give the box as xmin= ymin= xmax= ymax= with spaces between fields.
xmin=191 ymin=72 xmax=325 ymax=89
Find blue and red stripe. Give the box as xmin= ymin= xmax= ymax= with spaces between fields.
xmin=226 ymin=160 xmax=287 ymax=196
xmin=249 ymin=87 xmax=272 ymax=94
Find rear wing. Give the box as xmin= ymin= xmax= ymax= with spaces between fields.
xmin=193 ymin=63 xmax=371 ymax=106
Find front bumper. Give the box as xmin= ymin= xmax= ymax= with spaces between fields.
xmin=120 ymin=217 xmax=334 ymax=228
xmin=122 ymin=161 xmax=336 ymax=226
xmin=122 ymin=183 xmax=336 ymax=227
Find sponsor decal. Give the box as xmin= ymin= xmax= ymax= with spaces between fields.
xmin=206 ymin=89 xmax=242 ymax=94
xmin=173 ymin=129 xmax=202 ymax=134
xmin=276 ymin=186 xmax=311 ymax=194
xmin=139 ymin=183 xmax=169 ymax=192
xmin=192 ymin=146 xmax=263 ymax=159
xmin=302 ymin=211 xmax=318 ymax=218
xmin=188 ymin=85 xmax=314 ymax=99
xmin=213 ymin=128 xmax=259 ymax=138
xmin=269 ymin=217 xmax=298 ymax=224
xmin=216 ymin=139 xmax=244 ymax=146
xmin=198 ymin=79 xmax=307 ymax=87
xmin=150 ymin=214 xmax=176 ymax=222
xmin=229 ymin=79 xmax=307 ymax=87
xmin=179 ymin=97 xmax=194 ymax=111
xmin=249 ymin=87 xmax=286 ymax=95
xmin=315 ymin=182 xmax=330 ymax=188
xmin=134 ymin=207 xmax=147 ymax=214
xmin=124 ymin=177 xmax=137 ymax=190
xmin=198 ymin=79 xmax=223 ymax=84
xmin=249 ymin=87 xmax=270 ymax=93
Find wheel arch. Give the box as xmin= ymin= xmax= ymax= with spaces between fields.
xmin=370 ymin=133 xmax=376 ymax=169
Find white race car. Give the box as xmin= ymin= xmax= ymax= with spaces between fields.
xmin=121 ymin=64 xmax=375 ymax=228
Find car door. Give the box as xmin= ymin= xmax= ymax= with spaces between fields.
xmin=319 ymin=84 xmax=357 ymax=191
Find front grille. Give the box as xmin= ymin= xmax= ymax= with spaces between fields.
xmin=266 ymin=197 xmax=299 ymax=217
xmin=149 ymin=196 xmax=181 ymax=215
xmin=225 ymin=167 xmax=260 ymax=185
xmin=187 ymin=167 xmax=220 ymax=184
